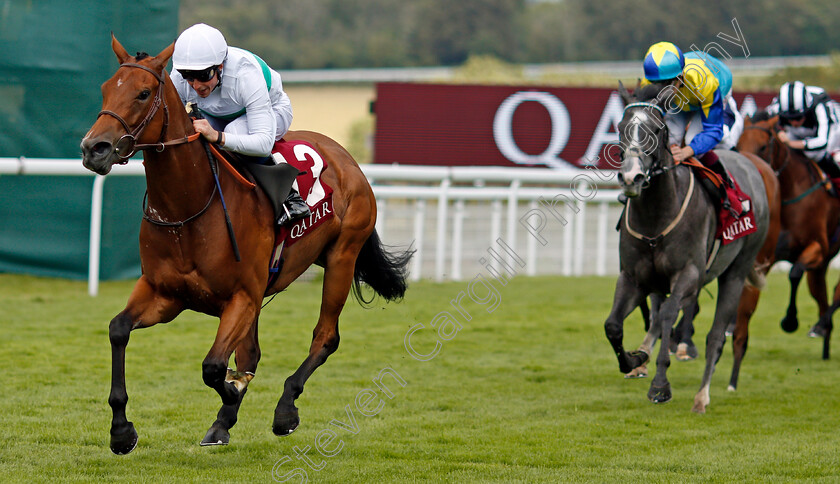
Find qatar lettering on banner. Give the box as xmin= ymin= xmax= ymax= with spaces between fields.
xmin=373 ymin=83 xmax=776 ymax=170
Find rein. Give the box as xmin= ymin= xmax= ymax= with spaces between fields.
xmin=742 ymin=124 xmax=787 ymax=176
xmin=97 ymin=62 xmax=201 ymax=161
xmin=743 ymin=125 xmax=830 ymax=205
xmin=624 ymin=167 xmax=695 ymax=247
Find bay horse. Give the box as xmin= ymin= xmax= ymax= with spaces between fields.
xmin=80 ymin=37 xmax=412 ymax=454
xmin=604 ymin=82 xmax=773 ymax=412
xmin=738 ymin=113 xmax=839 ymax=359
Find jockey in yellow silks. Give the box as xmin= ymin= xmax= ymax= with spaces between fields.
xmin=640 ymin=41 xmax=744 ymax=205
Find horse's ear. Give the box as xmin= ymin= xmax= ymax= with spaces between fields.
xmin=149 ymin=42 xmax=175 ymax=72
xmin=111 ymin=33 xmax=131 ymax=65
xmin=618 ymin=80 xmax=633 ymax=105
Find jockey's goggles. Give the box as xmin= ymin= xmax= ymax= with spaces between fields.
xmin=178 ymin=66 xmax=218 ymax=83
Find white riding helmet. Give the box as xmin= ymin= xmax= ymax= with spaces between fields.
xmin=172 ymin=23 xmax=228 ymax=71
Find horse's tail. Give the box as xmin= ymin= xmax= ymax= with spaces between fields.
xmin=352 ymin=229 xmax=415 ymax=306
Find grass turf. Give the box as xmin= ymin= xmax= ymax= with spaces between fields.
xmin=0 ymin=272 xmax=838 ymax=483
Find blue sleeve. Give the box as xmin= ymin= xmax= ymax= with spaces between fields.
xmin=688 ymin=90 xmax=725 ymax=156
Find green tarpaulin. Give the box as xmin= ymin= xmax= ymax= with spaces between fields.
xmin=0 ymin=0 xmax=179 ymax=280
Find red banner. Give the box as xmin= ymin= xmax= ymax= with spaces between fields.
xmin=373 ymin=82 xmax=778 ymax=170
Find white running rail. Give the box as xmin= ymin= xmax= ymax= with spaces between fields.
xmin=1 ymin=158 xmax=625 ymax=295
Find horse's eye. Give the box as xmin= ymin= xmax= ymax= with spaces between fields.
xmin=137 ymin=90 xmax=151 ymax=101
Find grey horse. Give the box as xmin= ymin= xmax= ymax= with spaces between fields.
xmin=604 ymin=83 xmax=770 ymax=413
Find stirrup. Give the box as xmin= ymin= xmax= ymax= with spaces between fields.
xmin=276 ymin=191 xmax=311 ymax=226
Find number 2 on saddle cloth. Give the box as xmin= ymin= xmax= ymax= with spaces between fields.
xmin=265 ymin=139 xmax=335 ymax=289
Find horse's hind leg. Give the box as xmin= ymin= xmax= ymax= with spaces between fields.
xmin=108 ymin=277 xmax=183 ymax=454
xmin=674 ymin=301 xmax=700 ymax=361
xmin=274 ymin=246 xmax=361 ymax=436
xmin=201 ymin=318 xmax=261 ymax=446
xmin=728 ymin=285 xmax=759 ymax=391
xmin=693 ymin=272 xmax=746 ymax=413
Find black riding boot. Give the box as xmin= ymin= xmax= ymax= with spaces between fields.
xmin=277 ymin=189 xmax=311 ymax=226
xmin=817 ymin=157 xmax=840 ymax=196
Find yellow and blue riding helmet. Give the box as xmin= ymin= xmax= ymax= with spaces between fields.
xmin=643 ymin=42 xmax=685 ymax=81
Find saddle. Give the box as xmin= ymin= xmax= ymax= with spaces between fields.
xmin=679 ymin=157 xmax=757 ymax=245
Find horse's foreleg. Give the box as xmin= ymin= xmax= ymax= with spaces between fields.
xmin=693 ymin=271 xmax=746 ymax=413
xmin=781 ymin=262 xmax=806 ymax=333
xmin=649 ymin=268 xmax=700 ymax=404
xmin=604 ymin=273 xmax=647 ymax=375
xmin=203 ymin=292 xmax=258 ymax=409
xmin=201 ymin=317 xmax=261 ymax=446
xmin=108 ymin=277 xmax=182 ymax=455
xmin=274 ymin=249 xmax=358 ymax=436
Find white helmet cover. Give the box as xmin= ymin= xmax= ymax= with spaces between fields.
xmin=173 ymin=23 xmax=228 ymax=70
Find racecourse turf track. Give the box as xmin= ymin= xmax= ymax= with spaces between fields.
xmin=0 ymin=271 xmax=838 ymax=483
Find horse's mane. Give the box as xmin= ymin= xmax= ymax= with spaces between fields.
xmin=749 ymin=110 xmax=773 ymax=122
xmin=135 ymin=52 xmax=151 ymax=61
xmin=634 ymin=82 xmax=670 ymax=103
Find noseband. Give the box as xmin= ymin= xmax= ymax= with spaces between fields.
xmin=97 ymin=62 xmax=199 ymax=161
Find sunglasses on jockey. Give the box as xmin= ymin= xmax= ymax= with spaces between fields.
xmin=177 ymin=66 xmax=219 ymax=83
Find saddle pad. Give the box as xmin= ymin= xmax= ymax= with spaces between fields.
xmin=716 ymin=177 xmax=757 ymax=245
xmin=265 ymin=139 xmax=335 ymax=292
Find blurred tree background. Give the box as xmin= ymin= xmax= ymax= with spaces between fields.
xmin=180 ymin=0 xmax=840 ymax=69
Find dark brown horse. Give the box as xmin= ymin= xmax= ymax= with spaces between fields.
xmin=738 ymin=114 xmax=839 ymax=360
xmin=80 ymin=37 xmax=412 ymax=454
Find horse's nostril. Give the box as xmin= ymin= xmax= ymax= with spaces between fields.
xmin=93 ymin=141 xmax=113 ymax=157
xmin=633 ymin=174 xmax=645 ymax=184
xmin=617 ymin=173 xmax=625 ymax=184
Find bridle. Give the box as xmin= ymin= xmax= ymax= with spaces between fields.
xmin=621 ymin=102 xmax=675 ymax=185
xmin=97 ymin=62 xmax=200 ymax=161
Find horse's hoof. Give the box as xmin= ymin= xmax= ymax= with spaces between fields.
xmin=620 ymin=350 xmax=648 ymax=374
xmin=624 ymin=365 xmax=648 ymax=379
xmin=200 ymin=425 xmax=230 ymax=446
xmin=273 ymin=408 xmax=300 ymax=437
xmin=675 ymin=343 xmax=698 ymax=361
xmin=727 ymin=384 xmax=736 ymax=392
xmin=110 ymin=422 xmax=139 ymax=455
xmin=647 ymin=384 xmax=672 ymax=403
xmin=808 ymin=323 xmax=827 ymax=338
xmin=781 ymin=316 xmax=799 ymax=333
xmin=691 ymin=402 xmax=707 ymax=414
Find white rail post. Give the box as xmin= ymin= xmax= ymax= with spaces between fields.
xmin=435 ymin=178 xmax=450 ymax=282
xmin=88 ymin=175 xmax=106 ymax=297
xmin=505 ymin=179 xmax=521 ymax=268
xmin=526 ymin=200 xmax=538 ymax=276
xmin=451 ymin=199 xmax=465 ymax=281
xmin=574 ymin=202 xmax=586 ymax=275
xmin=411 ymin=199 xmax=426 ymax=281
xmin=489 ymin=199 xmax=503 ymax=275
xmin=596 ymin=202 xmax=609 ymax=276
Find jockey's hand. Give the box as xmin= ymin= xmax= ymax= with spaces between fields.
xmin=670 ymin=145 xmax=694 ymax=162
xmin=192 ymin=119 xmax=221 ymax=142
xmin=778 ymin=131 xmax=806 ymax=150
